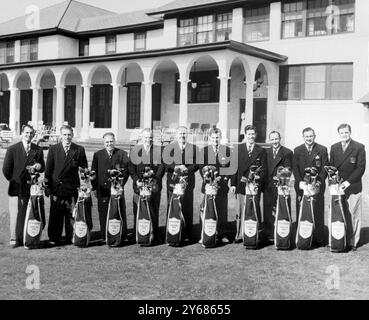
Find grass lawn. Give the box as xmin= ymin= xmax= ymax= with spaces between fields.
xmin=0 ymin=151 xmax=369 ymax=300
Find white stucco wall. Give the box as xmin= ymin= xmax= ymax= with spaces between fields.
xmin=146 ymin=29 xmax=164 ymax=50
xmin=89 ymin=37 xmax=105 ymax=56
xmin=117 ymin=33 xmax=134 ymax=53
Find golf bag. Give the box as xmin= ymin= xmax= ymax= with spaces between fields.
xmin=166 ymin=166 xmax=188 ymax=247
xmin=238 ymin=164 xmax=262 ymax=249
xmin=73 ymin=167 xmax=95 ymax=248
xmin=23 ymin=165 xmax=46 ymax=249
xmin=296 ymin=167 xmax=320 ymax=250
xmin=200 ymin=166 xmax=221 ymax=248
xmin=273 ymin=166 xmax=292 ymax=250
xmin=106 ymin=168 xmax=127 ymax=247
xmin=136 ymin=167 xmax=157 ymax=246
xmin=325 ymin=166 xmax=347 ymax=253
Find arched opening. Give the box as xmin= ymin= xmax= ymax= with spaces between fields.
xmin=90 ymin=65 xmax=112 ymax=129
xmin=185 ymin=55 xmax=219 ymax=133
xmin=151 ymin=59 xmax=179 ymax=129
xmin=63 ymin=67 xmax=83 ymax=130
xmin=253 ymin=63 xmax=268 ymax=143
xmin=0 ymin=73 xmax=10 ymax=125
xmin=38 ymin=69 xmax=56 ymax=128
xmin=15 ymin=71 xmax=32 ymax=133
xmin=118 ymin=62 xmax=144 ymax=131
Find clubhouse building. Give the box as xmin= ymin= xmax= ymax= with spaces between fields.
xmin=0 ymin=0 xmax=368 ymax=148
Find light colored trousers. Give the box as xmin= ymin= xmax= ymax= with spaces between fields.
xmin=9 ymin=196 xmax=29 ymax=243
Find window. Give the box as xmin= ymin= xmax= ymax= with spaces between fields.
xmin=244 ymin=5 xmax=270 ymax=42
xmin=20 ymin=38 xmax=38 ymax=62
xmin=90 ymin=85 xmax=112 ymax=128
xmin=106 ymin=35 xmax=116 ymax=54
xmin=279 ymin=63 xmax=353 ymax=100
xmin=6 ymin=42 xmax=15 ymax=63
xmin=126 ymin=83 xmax=141 ymax=129
xmin=282 ymin=0 xmax=355 ymax=39
xmin=175 ymin=71 xmax=222 ymax=103
xmin=216 ymin=12 xmax=232 ymax=41
xmin=79 ymin=39 xmax=89 ymax=57
xmin=178 ymin=12 xmax=232 ymax=46
xmin=0 ymin=43 xmax=5 ymax=64
xmin=134 ymin=32 xmax=146 ymax=51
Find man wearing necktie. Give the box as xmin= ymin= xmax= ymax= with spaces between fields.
xmin=45 ymin=125 xmax=88 ymax=245
xmin=2 ymin=124 xmax=45 ymax=247
xmin=264 ymin=131 xmax=293 ymax=242
xmin=129 ymin=128 xmax=165 ymax=243
xmin=329 ymin=123 xmax=366 ymax=251
xmin=199 ymin=128 xmax=232 ymax=244
xmin=164 ymin=126 xmax=199 ymax=243
xmin=91 ymin=132 xmax=129 ymax=240
xmin=230 ymin=125 xmax=267 ymax=242
xmin=292 ymin=127 xmax=328 ymax=246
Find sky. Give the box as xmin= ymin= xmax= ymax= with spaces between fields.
xmin=0 ymin=0 xmax=174 ymax=23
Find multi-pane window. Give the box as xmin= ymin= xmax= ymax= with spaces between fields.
xmin=106 ymin=35 xmax=116 ymax=54
xmin=0 ymin=43 xmax=6 ymax=64
xmin=216 ymin=12 xmax=232 ymax=41
xmin=279 ymin=63 xmax=353 ymax=100
xmin=5 ymin=42 xmax=15 ymax=63
xmin=126 ymin=83 xmax=141 ymax=129
xmin=196 ymin=15 xmax=214 ymax=44
xmin=79 ymin=39 xmax=89 ymax=57
xmin=282 ymin=0 xmax=355 ymax=39
xmin=20 ymin=38 xmax=38 ymax=62
xmin=134 ymin=32 xmax=146 ymax=51
xmin=244 ymin=6 xmax=270 ymax=42
xmin=178 ymin=12 xmax=232 ymax=46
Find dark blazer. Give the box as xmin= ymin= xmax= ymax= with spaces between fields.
xmin=2 ymin=141 xmax=45 ymax=197
xmin=329 ymin=140 xmax=366 ymax=196
xmin=292 ymin=142 xmax=328 ymax=196
xmin=91 ymin=148 xmax=130 ymax=198
xmin=164 ymin=142 xmax=199 ymax=191
xmin=265 ymin=146 xmax=293 ymax=188
xmin=45 ymin=142 xmax=88 ymax=197
xmin=199 ymin=145 xmax=232 ymax=197
xmin=128 ymin=144 xmax=165 ymax=195
xmin=230 ymin=143 xmax=267 ymax=195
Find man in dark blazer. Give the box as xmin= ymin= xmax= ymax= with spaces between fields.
xmin=329 ymin=123 xmax=366 ymax=250
xmin=91 ymin=132 xmax=129 ymax=239
xmin=45 ymin=125 xmax=88 ymax=245
xmin=264 ymin=131 xmax=293 ymax=242
xmin=230 ymin=124 xmax=267 ymax=242
xmin=163 ymin=126 xmax=199 ymax=243
xmin=2 ymin=124 xmax=45 ymax=247
xmin=199 ymin=128 xmax=233 ymax=244
xmin=129 ymin=128 xmax=165 ymax=243
xmin=292 ymin=127 xmax=328 ymax=246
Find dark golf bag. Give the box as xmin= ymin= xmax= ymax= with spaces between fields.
xmin=325 ymin=166 xmax=347 ymax=252
xmin=136 ymin=167 xmax=157 ymax=246
xmin=238 ymin=164 xmax=262 ymax=249
xmin=166 ymin=166 xmax=188 ymax=247
xmin=106 ymin=168 xmax=127 ymax=247
xmin=296 ymin=167 xmax=320 ymax=250
xmin=273 ymin=166 xmax=293 ymax=250
xmin=73 ymin=167 xmax=95 ymax=248
xmin=23 ymin=165 xmax=46 ymax=249
xmin=200 ymin=166 xmax=221 ymax=248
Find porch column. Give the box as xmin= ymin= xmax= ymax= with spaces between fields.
xmin=218 ymin=76 xmax=231 ymax=140
xmin=9 ymin=87 xmax=18 ymax=133
xmin=55 ymin=85 xmax=65 ymax=131
xmin=143 ymin=81 xmax=153 ymax=129
xmin=31 ymin=86 xmax=41 ymax=129
xmin=111 ymin=83 xmax=120 ymax=134
xmin=179 ymin=78 xmax=190 ymax=127
xmin=266 ymin=84 xmax=278 ymax=135
xmin=81 ymin=84 xmax=92 ymax=140
xmin=245 ymin=81 xmax=254 ymax=127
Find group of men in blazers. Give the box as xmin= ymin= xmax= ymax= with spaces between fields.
xmin=2 ymin=122 xmax=366 ymax=251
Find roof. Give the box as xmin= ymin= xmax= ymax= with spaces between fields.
xmin=0 ymin=0 xmax=115 ymax=38
xmin=76 ymin=10 xmax=161 ymax=33
xmin=148 ymin=0 xmax=260 ymax=15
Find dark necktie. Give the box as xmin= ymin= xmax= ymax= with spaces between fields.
xmin=64 ymin=145 xmax=70 ymax=156
xmin=25 ymin=144 xmax=30 ymax=157
xmin=248 ymin=145 xmax=252 ymax=157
